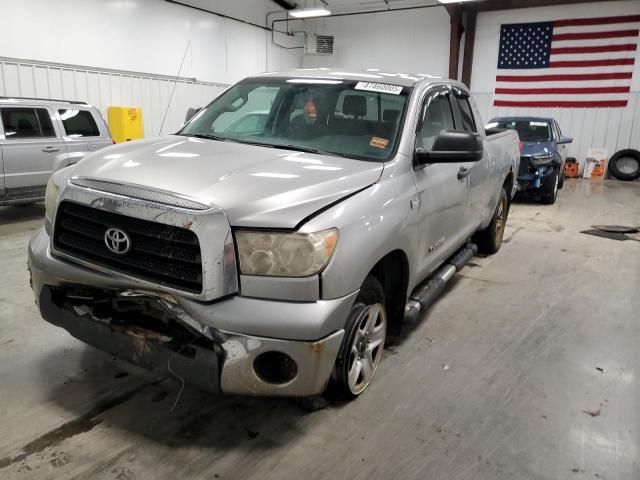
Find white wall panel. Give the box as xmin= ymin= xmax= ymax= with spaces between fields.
xmin=301 ymin=7 xmax=450 ymax=76
xmin=0 ymin=58 xmax=227 ymax=138
xmin=475 ymin=92 xmax=640 ymax=167
xmin=0 ymin=0 xmax=299 ymax=85
xmin=0 ymin=0 xmax=302 ymax=139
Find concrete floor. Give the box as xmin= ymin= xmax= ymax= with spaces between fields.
xmin=0 ymin=178 xmax=638 ymax=480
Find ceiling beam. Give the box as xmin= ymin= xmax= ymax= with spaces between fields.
xmin=461 ymin=10 xmax=477 ymax=87
xmin=271 ymin=0 xmax=296 ymax=10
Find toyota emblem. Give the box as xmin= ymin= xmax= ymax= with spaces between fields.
xmin=104 ymin=227 xmax=131 ymax=255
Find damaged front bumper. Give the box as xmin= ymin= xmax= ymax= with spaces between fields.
xmin=29 ymin=228 xmax=352 ymax=397
xmin=517 ymin=161 xmax=558 ymax=192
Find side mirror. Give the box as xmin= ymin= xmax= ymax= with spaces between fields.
xmin=184 ymin=107 xmax=202 ymax=125
xmin=558 ymin=136 xmax=573 ymax=144
xmin=414 ymin=130 xmax=484 ymax=167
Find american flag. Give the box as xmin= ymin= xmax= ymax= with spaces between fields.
xmin=494 ymin=15 xmax=640 ymax=108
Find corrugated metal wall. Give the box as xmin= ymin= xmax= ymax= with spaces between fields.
xmin=473 ymin=92 xmax=640 ymax=165
xmin=0 ymin=57 xmax=229 ymax=138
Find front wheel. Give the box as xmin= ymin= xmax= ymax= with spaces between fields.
xmin=473 ymin=188 xmax=509 ymax=255
xmin=333 ymin=276 xmax=387 ymax=398
xmin=541 ymin=170 xmax=559 ymax=204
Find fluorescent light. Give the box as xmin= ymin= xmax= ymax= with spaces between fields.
xmin=438 ymin=0 xmax=481 ymax=3
xmin=289 ymin=7 xmax=331 ymax=18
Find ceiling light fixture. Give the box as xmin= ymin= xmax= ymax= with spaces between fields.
xmin=289 ymin=7 xmax=332 ymax=18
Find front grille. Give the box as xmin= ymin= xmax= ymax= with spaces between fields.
xmin=53 ymin=201 xmax=203 ymax=293
xmin=519 ymin=156 xmax=532 ymax=176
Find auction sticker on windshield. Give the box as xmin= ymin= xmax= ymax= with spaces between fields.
xmin=355 ymin=82 xmax=403 ymax=95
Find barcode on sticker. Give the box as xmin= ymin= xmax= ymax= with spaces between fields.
xmin=355 ymin=82 xmax=403 ymax=95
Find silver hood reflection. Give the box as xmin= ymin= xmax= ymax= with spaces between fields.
xmin=70 ymin=136 xmax=384 ymax=228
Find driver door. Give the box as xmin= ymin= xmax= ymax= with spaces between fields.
xmin=410 ymin=87 xmax=469 ymax=281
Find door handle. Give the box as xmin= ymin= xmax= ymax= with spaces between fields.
xmin=457 ymin=166 xmax=471 ymax=180
xmin=42 ymin=146 xmax=60 ymax=153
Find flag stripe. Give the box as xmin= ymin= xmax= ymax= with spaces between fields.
xmin=496 ymin=66 xmax=634 ymax=76
xmin=550 ymin=44 xmax=638 ymax=54
xmin=552 ymin=37 xmax=639 ymax=48
xmin=552 ymin=29 xmax=639 ymax=41
xmin=495 ymin=86 xmax=631 ymax=95
xmin=496 ymin=79 xmax=632 ymax=89
xmin=494 ymin=100 xmax=628 ymax=108
xmin=553 ymin=22 xmax=640 ymax=35
xmin=495 ymin=93 xmax=629 ymax=102
xmin=550 ymin=51 xmax=636 ymax=62
xmin=496 ymin=72 xmax=633 ymax=82
xmin=548 ymin=58 xmax=636 ymax=67
xmin=554 ymin=15 xmax=640 ymax=27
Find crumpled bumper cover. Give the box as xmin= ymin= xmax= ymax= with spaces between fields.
xmin=29 ymin=228 xmax=348 ymax=397
xmin=36 ymin=285 xmax=344 ymax=397
xmin=39 ymin=286 xmax=222 ymax=392
xmin=517 ymin=164 xmax=557 ymax=191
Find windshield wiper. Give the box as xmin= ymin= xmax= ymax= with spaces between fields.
xmin=180 ymin=133 xmax=228 ymax=141
xmin=277 ymin=144 xmax=329 ymax=155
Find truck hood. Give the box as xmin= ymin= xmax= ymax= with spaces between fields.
xmin=520 ymin=141 xmax=555 ymax=157
xmin=70 ymin=136 xmax=383 ymax=228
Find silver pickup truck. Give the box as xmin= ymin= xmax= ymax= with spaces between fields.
xmin=29 ymin=70 xmax=519 ymax=399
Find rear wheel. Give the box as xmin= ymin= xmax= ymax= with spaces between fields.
xmin=333 ymin=276 xmax=387 ymax=398
xmin=541 ymin=170 xmax=559 ymax=204
xmin=473 ymin=188 xmax=509 ymax=255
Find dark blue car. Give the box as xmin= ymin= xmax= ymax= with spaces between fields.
xmin=488 ymin=117 xmax=573 ymax=204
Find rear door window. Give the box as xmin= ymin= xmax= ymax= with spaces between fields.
xmin=453 ymin=96 xmax=477 ymax=133
xmin=58 ymin=109 xmax=100 ymax=137
xmin=1 ymin=107 xmax=56 ymax=139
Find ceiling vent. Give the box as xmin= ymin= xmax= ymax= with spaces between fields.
xmin=305 ymin=34 xmax=334 ymax=55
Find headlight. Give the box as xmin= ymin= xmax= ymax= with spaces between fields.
xmin=236 ymin=229 xmax=338 ymax=277
xmin=45 ymin=178 xmax=60 ymax=219
xmin=532 ymin=153 xmax=554 ymax=166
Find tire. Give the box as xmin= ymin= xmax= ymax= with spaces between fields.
xmin=333 ymin=275 xmax=387 ymax=399
xmin=473 ymin=188 xmax=509 ymax=255
xmin=558 ymin=165 xmax=565 ymax=189
xmin=541 ymin=170 xmax=559 ymax=204
xmin=608 ymin=149 xmax=640 ymax=181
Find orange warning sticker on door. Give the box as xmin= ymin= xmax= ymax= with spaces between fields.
xmin=370 ymin=137 xmax=389 ymax=149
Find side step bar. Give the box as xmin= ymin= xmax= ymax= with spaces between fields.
xmin=404 ymin=243 xmax=478 ymax=323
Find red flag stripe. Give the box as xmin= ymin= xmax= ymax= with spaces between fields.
xmin=494 ymin=100 xmax=629 ymax=108
xmin=554 ymin=15 xmax=640 ymax=28
xmin=495 ymin=86 xmax=631 ymax=95
xmin=550 ymin=44 xmax=637 ymax=54
xmin=552 ymin=29 xmax=639 ymax=41
xmin=496 ymin=72 xmax=633 ymax=82
xmin=549 ymin=58 xmax=636 ymax=68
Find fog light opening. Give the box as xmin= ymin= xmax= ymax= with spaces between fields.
xmin=253 ymin=351 xmax=298 ymax=385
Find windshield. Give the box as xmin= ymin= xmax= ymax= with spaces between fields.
xmin=489 ymin=120 xmax=552 ymax=142
xmin=178 ymin=78 xmax=409 ymax=162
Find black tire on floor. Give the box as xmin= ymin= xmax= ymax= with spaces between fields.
xmin=608 ymin=149 xmax=640 ymax=181
xmin=541 ymin=169 xmax=560 ymax=204
xmin=473 ymin=187 xmax=509 ymax=255
xmin=332 ymin=275 xmax=387 ymax=400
